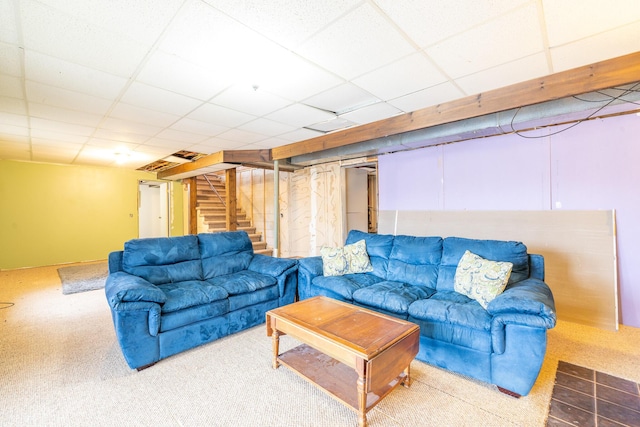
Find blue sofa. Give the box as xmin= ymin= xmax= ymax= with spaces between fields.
xmin=105 ymin=231 xmax=298 ymax=370
xmin=297 ymin=230 xmax=556 ymax=397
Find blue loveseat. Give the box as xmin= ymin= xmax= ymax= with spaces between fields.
xmin=297 ymin=230 xmax=556 ymax=397
xmin=105 ymin=231 xmax=297 ymax=370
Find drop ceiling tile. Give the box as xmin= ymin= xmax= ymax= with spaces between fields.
xmin=303 ymin=83 xmax=379 ymax=114
xmin=278 ymin=127 xmax=324 ymax=142
xmin=455 ymin=52 xmax=550 ymax=95
xmin=187 ymin=103 xmax=256 ymax=128
xmin=159 ymin=0 xmax=280 ymax=81
xmin=109 ymin=103 xmax=180 ymax=128
xmin=543 ymin=0 xmax=640 ymax=46
xmin=0 ymin=96 xmax=27 ymax=116
xmin=258 ymin=51 xmax=343 ymax=102
xmin=99 ymin=117 xmax=162 ymax=137
xmin=0 ymin=142 xmax=30 ymax=160
xmin=353 ymin=53 xmax=448 ymax=101
xmin=297 ymin=3 xmax=416 ymax=80
xmin=205 ymin=0 xmax=362 ymax=49
xmin=142 ymin=137 xmax=192 ymax=151
xmin=154 ymin=128 xmax=209 ymax=145
xmin=35 ymin=0 xmax=183 ymax=45
xmin=0 ymin=0 xmax=19 ymax=44
xmin=120 ymin=82 xmax=203 ymax=116
xmin=375 ymin=0 xmax=528 ymax=47
xmin=0 ymin=122 xmax=29 ymax=138
xmin=30 ymin=129 xmax=88 ymax=145
xmin=28 ymin=103 xmax=102 ymax=127
xmin=238 ymin=118 xmax=296 ymax=137
xmin=339 ymin=102 xmax=402 ymax=125
xmin=212 ymin=85 xmax=292 ymax=117
xmin=30 ymin=117 xmax=94 ymax=137
xmin=93 ymin=127 xmax=152 ymax=145
xmin=215 ymin=128 xmax=265 ymax=144
xmin=31 ymin=145 xmax=81 ymax=163
xmin=0 ymin=111 xmax=28 ymax=128
xmin=170 ymin=118 xmax=229 ymax=137
xmin=426 ymin=3 xmax=543 ymax=79
xmin=550 ymin=22 xmax=640 ymax=72
xmin=74 ymin=145 xmax=121 ymax=166
xmin=25 ymin=51 xmax=128 ymax=100
xmin=388 ymin=82 xmax=465 ymax=113
xmin=20 ymin=0 xmax=149 ymax=77
xmin=136 ymin=51 xmax=229 ymax=101
xmin=26 ymin=81 xmax=112 ymax=116
xmin=265 ymin=103 xmax=334 ymax=128
xmin=191 ymin=138 xmax=248 ymax=152
xmin=0 ymin=44 xmax=22 ymax=77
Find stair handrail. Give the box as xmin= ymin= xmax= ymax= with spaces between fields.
xmin=203 ymin=174 xmax=226 ymax=208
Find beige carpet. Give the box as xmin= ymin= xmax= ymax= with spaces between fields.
xmin=1 ymin=264 xmax=639 ymax=426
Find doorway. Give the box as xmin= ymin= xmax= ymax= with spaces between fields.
xmin=138 ymin=180 xmax=169 ymax=238
xmin=344 ymin=162 xmax=378 ymax=234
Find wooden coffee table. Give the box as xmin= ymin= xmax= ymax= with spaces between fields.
xmin=266 ymin=296 xmax=420 ymax=427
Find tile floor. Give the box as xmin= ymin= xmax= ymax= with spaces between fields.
xmin=547 ymin=361 xmax=640 ymax=426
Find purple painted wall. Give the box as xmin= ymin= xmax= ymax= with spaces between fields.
xmin=379 ymin=114 xmax=640 ymax=328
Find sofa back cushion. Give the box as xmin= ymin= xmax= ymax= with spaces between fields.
xmin=199 ymin=231 xmax=254 ymax=279
xmin=387 ymin=235 xmax=442 ymax=288
xmin=436 ymin=237 xmax=530 ymax=291
xmin=122 ymin=235 xmax=203 ymax=285
xmin=345 ymin=230 xmax=394 ymax=279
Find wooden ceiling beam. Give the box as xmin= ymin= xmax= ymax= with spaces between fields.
xmin=157 ymin=149 xmax=271 ymax=179
xmin=271 ymin=51 xmax=640 ymax=160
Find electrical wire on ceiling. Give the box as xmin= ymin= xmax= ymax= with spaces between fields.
xmin=508 ymin=82 xmax=640 ymax=139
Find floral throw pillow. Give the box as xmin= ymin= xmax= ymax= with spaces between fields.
xmin=454 ymin=250 xmax=513 ymax=309
xmin=320 ymin=239 xmax=373 ymax=277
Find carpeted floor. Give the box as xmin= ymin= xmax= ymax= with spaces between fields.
xmin=1 ymin=263 xmax=640 ymax=426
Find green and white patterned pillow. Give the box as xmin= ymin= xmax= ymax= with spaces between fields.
xmin=454 ymin=250 xmax=513 ymax=309
xmin=320 ymin=239 xmax=373 ymax=277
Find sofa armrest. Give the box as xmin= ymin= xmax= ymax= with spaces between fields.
xmin=248 ymin=254 xmax=297 ymax=277
xmin=297 ymin=256 xmax=323 ymax=300
xmin=487 ymin=278 xmax=556 ymax=328
xmin=105 ymin=271 xmax=167 ymax=308
xmin=108 ymin=250 xmax=124 ymax=274
xmin=298 ymin=256 xmax=323 ymax=276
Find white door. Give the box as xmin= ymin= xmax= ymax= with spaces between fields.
xmin=139 ymin=181 xmax=169 ymax=238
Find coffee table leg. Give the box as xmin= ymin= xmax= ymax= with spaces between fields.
xmin=402 ymin=364 xmax=412 ymax=388
xmin=356 ymin=359 xmax=367 ymax=427
xmin=272 ymin=329 xmax=280 ymax=369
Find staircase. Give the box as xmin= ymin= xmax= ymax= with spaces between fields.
xmin=196 ymin=174 xmax=273 ymax=256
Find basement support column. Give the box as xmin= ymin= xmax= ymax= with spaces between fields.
xmin=226 ymin=168 xmax=237 ymax=231
xmin=273 ymin=160 xmax=280 ymax=257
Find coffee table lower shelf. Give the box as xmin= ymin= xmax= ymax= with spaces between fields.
xmin=278 ymin=343 xmax=406 ymax=414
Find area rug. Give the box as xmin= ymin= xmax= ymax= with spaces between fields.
xmin=547 ymin=360 xmax=640 ymax=426
xmin=58 ymin=262 xmax=108 ymax=295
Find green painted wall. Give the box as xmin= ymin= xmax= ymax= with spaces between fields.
xmin=0 ymin=160 xmax=185 ymax=270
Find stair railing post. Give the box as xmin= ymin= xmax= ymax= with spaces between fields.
xmin=225 ymin=168 xmax=237 ymax=231
xmin=273 ymin=160 xmax=280 ymax=257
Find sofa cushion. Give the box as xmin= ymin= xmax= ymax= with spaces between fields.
xmin=436 ymin=237 xmax=529 ymax=292
xmin=408 ymin=291 xmax=493 ymax=352
xmin=123 ymin=235 xmax=203 ymax=285
xmin=207 ymin=270 xmax=276 ymax=295
xmin=345 ymin=230 xmax=394 ymax=279
xmin=320 ymin=239 xmax=374 ymax=276
xmin=199 ymin=231 xmax=254 ymax=279
xmin=157 ymin=280 xmax=228 ymax=313
xmin=387 ymin=235 xmax=442 ymax=287
xmin=352 ymin=281 xmax=436 ymax=315
xmin=454 ymin=250 xmax=513 ymax=309
xmin=311 ymin=273 xmax=383 ymax=300
xmin=160 ymin=300 xmax=229 ymax=332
